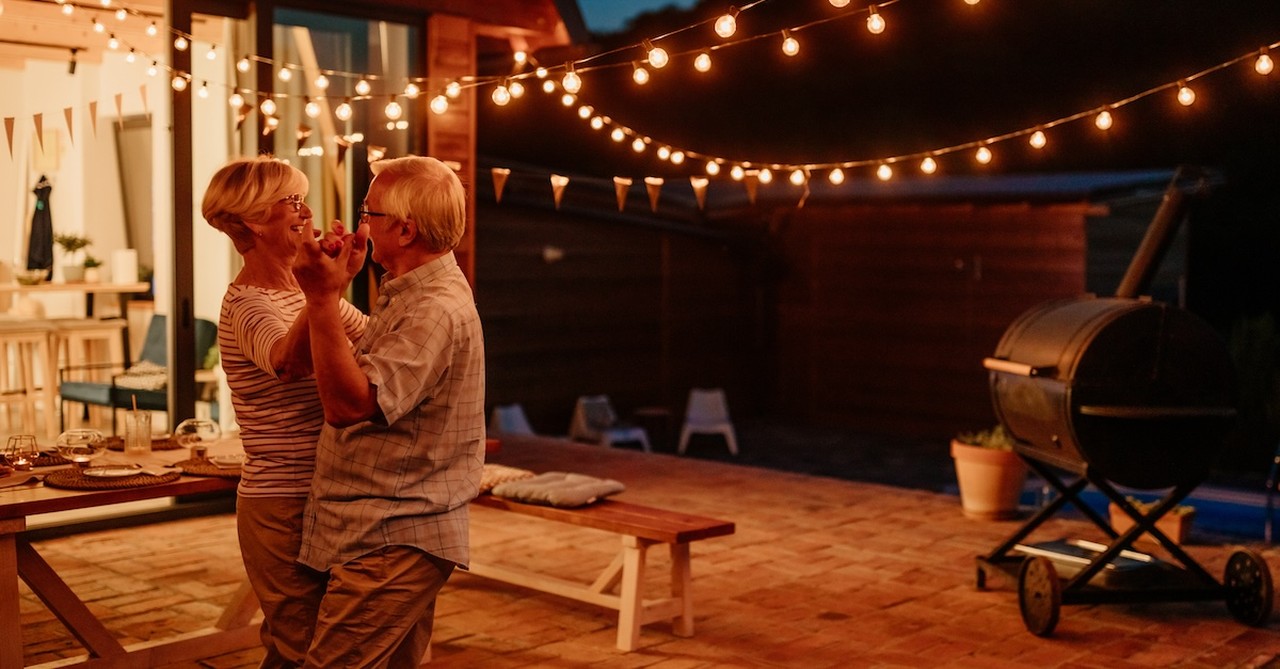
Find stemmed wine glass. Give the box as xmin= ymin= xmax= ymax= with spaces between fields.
xmin=55 ymin=429 xmax=106 ymax=469
xmin=174 ymin=419 xmax=222 ymax=459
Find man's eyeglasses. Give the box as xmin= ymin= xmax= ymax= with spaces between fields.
xmin=358 ymin=205 xmax=388 ymax=221
xmin=280 ymin=194 xmax=305 ymax=212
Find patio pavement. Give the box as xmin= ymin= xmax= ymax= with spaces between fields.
xmin=18 ymin=433 xmax=1280 ymax=667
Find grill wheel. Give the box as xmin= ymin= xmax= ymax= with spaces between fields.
xmin=1224 ymin=550 xmax=1274 ymax=627
xmin=1018 ymin=556 xmax=1062 ymax=637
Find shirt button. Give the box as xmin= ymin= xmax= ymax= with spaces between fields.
xmin=377 ymin=295 xmax=390 ymax=307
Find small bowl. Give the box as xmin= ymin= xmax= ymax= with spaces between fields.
xmin=14 ymin=269 xmax=47 ymax=286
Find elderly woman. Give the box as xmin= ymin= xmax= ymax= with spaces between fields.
xmin=202 ymin=156 xmax=366 ymax=668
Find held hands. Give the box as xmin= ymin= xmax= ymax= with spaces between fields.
xmin=294 ymin=219 xmax=369 ymax=298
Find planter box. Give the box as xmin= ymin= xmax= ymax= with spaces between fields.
xmin=1108 ymin=502 xmax=1194 ymax=545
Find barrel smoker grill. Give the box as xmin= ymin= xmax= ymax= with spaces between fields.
xmin=974 ymin=169 xmax=1274 ymax=636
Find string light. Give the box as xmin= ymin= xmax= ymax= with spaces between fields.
xmin=206 ymin=45 xmax=217 ymax=61
xmin=789 ymin=169 xmax=806 ymax=186
xmin=514 ymin=50 xmax=528 ymax=65
xmin=92 ymin=19 xmax=104 ymax=33
xmin=228 ymin=92 xmax=244 ymax=108
xmin=758 ymin=168 xmax=773 ymax=184
xmin=62 ymin=3 xmax=73 ymax=14
xmin=715 ymin=7 xmax=739 ymax=39
xmin=355 ymin=79 xmax=372 ymax=96
xmin=561 ymin=63 xmax=582 ymax=94
xmin=590 ymin=116 xmax=605 ymax=130
xmin=657 ymin=146 xmax=672 ymax=161
xmin=430 ymin=95 xmax=448 ymax=114
xmin=1029 ymin=129 xmax=1047 ymax=149
xmin=236 ymin=57 xmax=250 ymax=73
xmin=965 ymin=0 xmax=980 ymax=5
xmin=125 ymin=49 xmax=135 ymax=63
xmin=577 ymin=105 xmax=593 ymax=119
xmin=174 ymin=35 xmax=188 ymax=50
xmin=509 ymin=80 xmax=525 ymax=98
xmin=278 ymin=67 xmax=292 ymax=82
xmin=304 ymin=98 xmax=321 ymax=118
xmin=107 ymin=34 xmax=119 ymax=50
xmin=1095 ymin=109 xmax=1113 ymax=130
xmin=446 ymin=80 xmax=462 ymax=98
xmin=492 ymin=83 xmax=511 ymax=106
xmin=145 ymin=21 xmax=157 ymax=36
xmin=1176 ymin=81 xmax=1195 ymax=106
xmin=404 ymin=82 xmax=420 ymax=98
xmin=920 ymin=156 xmax=937 ymax=174
xmin=1256 ymin=49 xmax=1274 ymax=75
xmin=260 ymin=97 xmax=277 ymax=116
xmin=633 ymin=62 xmax=650 ymax=85
xmin=876 ymin=163 xmax=892 ymax=181
xmin=384 ymin=98 xmax=403 ymax=120
xmin=560 ymin=93 xmax=576 ymax=106
xmin=781 ymin=30 xmax=799 ymax=57
xmin=115 ymin=7 xmax=126 ymax=20
xmin=197 ymin=82 xmax=209 ymax=99
xmin=706 ymin=160 xmax=721 ymax=176
xmin=694 ymin=51 xmax=712 ymax=72
xmin=830 ymin=0 xmax=850 ymax=7
xmin=730 ymin=165 xmax=745 ymax=181
xmin=866 ymin=7 xmax=886 ymax=34
xmin=171 ymin=74 xmax=188 ymax=91
xmin=671 ymin=151 xmax=685 ymax=164
xmin=541 ymin=80 xmax=556 ymax=94
xmin=828 ymin=167 xmax=844 ymax=184
xmin=611 ymin=127 xmax=626 ymax=142
xmin=334 ymin=99 xmax=352 ymax=121
xmin=975 ymin=146 xmax=992 ymax=164
xmin=315 ymin=74 xmax=329 ymax=90
xmin=643 ymin=40 xmax=669 ymax=69
xmin=535 ymin=67 xmax=548 ymax=79
xmin=146 ymin=61 xmax=158 ymax=77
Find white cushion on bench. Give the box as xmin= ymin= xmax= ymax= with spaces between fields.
xmin=491 ymin=471 xmax=625 ymax=508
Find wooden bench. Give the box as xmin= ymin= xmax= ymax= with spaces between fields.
xmin=466 ymin=495 xmax=735 ymax=651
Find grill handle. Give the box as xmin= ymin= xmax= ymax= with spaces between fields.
xmin=983 ymin=357 xmax=1057 ymax=378
xmin=1078 ymin=405 xmax=1237 ymax=419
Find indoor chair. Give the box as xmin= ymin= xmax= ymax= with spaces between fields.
xmin=678 ymin=387 xmax=739 ymax=456
xmin=568 ymin=394 xmax=651 ymax=452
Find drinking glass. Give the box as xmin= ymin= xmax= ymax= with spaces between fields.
xmin=55 ymin=429 xmax=106 ymax=469
xmin=174 ymin=419 xmax=221 ymax=460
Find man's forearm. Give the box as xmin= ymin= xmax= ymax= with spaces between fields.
xmin=308 ymin=294 xmax=379 ymax=426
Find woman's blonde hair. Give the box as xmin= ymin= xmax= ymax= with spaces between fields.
xmin=202 ymin=156 xmax=307 ymax=253
xmin=370 ymin=156 xmax=466 ymax=252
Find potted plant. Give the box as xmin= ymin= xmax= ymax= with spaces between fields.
xmin=83 ymin=255 xmax=103 ymax=283
xmin=1109 ymin=496 xmax=1196 ymax=545
xmin=951 ymin=424 xmax=1028 ymax=520
xmin=53 ymin=232 xmax=92 ymax=282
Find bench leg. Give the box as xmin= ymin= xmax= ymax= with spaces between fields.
xmin=616 ymin=536 xmax=650 ymax=652
xmin=670 ymin=542 xmax=693 ymax=637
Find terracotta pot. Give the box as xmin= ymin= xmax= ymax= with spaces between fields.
xmin=951 ymin=439 xmax=1027 ymax=520
xmin=1109 ymin=502 xmax=1194 ymax=545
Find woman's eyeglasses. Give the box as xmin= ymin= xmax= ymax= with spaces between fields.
xmin=358 ymin=205 xmax=388 ymax=221
xmin=280 ymin=194 xmax=305 ymax=212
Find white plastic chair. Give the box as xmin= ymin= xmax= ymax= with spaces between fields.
xmin=678 ymin=388 xmax=739 ymax=456
xmin=568 ymin=395 xmax=651 ymax=452
xmin=489 ymin=403 xmax=536 ymax=435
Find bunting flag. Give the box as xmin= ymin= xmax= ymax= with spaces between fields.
xmin=4 ymin=117 xmax=14 ymax=158
xmin=744 ymin=171 xmax=759 ymax=205
xmin=797 ymin=178 xmax=811 ymax=209
xmin=690 ymin=176 xmax=709 ymax=211
xmin=367 ymin=145 xmax=387 ymax=162
xmin=644 ymin=176 xmax=664 ymax=212
xmin=88 ymin=101 xmax=98 ymax=138
xmin=114 ymin=93 xmax=124 ymax=129
xmin=33 ymin=113 xmax=44 ymax=153
xmin=64 ymin=107 xmax=74 ymax=146
xmin=550 ymin=174 xmax=569 ymax=210
xmin=613 ymin=176 xmax=632 ymax=211
xmin=334 ymin=136 xmax=351 ymax=167
xmin=296 ymin=123 xmax=313 ymax=144
xmin=235 ymin=103 xmax=251 ymax=131
xmin=491 ymin=168 xmax=510 ymax=203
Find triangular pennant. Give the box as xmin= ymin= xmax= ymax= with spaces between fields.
xmin=88 ymin=101 xmax=98 ymax=138
xmin=744 ymin=171 xmax=759 ymax=205
xmin=797 ymin=180 xmax=811 ymax=209
xmin=334 ymin=136 xmax=351 ymax=167
xmin=367 ymin=145 xmax=386 ymax=162
xmin=4 ymin=117 xmax=14 ymax=158
xmin=64 ymin=107 xmax=74 ymax=146
xmin=644 ymin=177 xmax=664 ymax=213
xmin=296 ymin=123 xmax=312 ymax=144
xmin=114 ymin=93 xmax=124 ymax=129
xmin=550 ymin=174 xmax=569 ymax=210
xmin=491 ymin=168 xmax=510 ymax=203
xmin=33 ymin=113 xmax=44 ymax=153
xmin=235 ymin=103 xmax=251 ymax=132
xmin=613 ymin=177 xmax=632 ymax=211
xmin=690 ymin=176 xmax=709 ymax=211
xmin=139 ymin=84 xmax=149 ymax=120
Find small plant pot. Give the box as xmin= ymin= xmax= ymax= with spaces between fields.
xmin=951 ymin=439 xmax=1027 ymax=520
xmin=83 ymin=267 xmax=101 ymax=283
xmin=1109 ymin=502 xmax=1194 ymax=546
xmin=61 ymin=264 xmax=84 ymax=283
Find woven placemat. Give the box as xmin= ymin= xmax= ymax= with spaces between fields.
xmin=33 ymin=453 xmax=71 ymax=467
xmin=105 ymin=436 xmax=183 ymax=452
xmin=176 ymin=459 xmax=242 ymax=479
xmin=43 ymin=468 xmax=181 ymax=491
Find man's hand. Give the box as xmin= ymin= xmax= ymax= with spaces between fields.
xmin=295 ymin=220 xmax=369 ymax=298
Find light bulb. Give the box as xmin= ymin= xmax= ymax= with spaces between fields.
xmin=1095 ymin=110 xmax=1113 ymax=130
xmin=260 ymin=98 xmax=277 ymax=116
xmin=93 ymin=20 xmax=104 ymax=33
xmin=715 ymin=9 xmax=738 ymax=38
xmin=237 ymin=57 xmax=250 ymax=73
xmin=830 ymin=0 xmax=850 ymax=7
xmin=206 ymin=46 xmax=217 ymax=61
xmin=315 ymin=74 xmax=329 ymax=90
xmin=644 ymin=40 xmax=668 ymax=69
xmin=384 ymin=100 xmax=402 ymax=120
xmin=62 ymin=2 xmax=73 ymax=14
xmin=446 ymin=80 xmax=462 ymax=98
xmin=1177 ymin=83 xmax=1195 ymax=106
xmin=354 ymin=79 xmax=371 ymax=96
xmin=975 ymin=146 xmax=992 ymax=164
xmin=509 ymin=80 xmax=525 ymax=98
xmin=657 ymin=146 xmax=671 ymax=161
xmin=125 ymin=49 xmax=135 ymax=63
xmin=491 ymin=84 xmax=511 ymax=106
xmin=562 ymin=68 xmax=582 ymax=93
xmin=335 ymin=101 xmax=352 ymax=121
xmin=633 ymin=63 xmax=650 ymax=85
xmin=514 ymin=50 xmax=528 ymax=65
xmin=577 ymin=105 xmax=593 ymax=119
xmin=1257 ymin=52 xmax=1274 ymax=75
xmin=174 ymin=35 xmax=188 ymax=50
xmin=876 ymin=164 xmax=892 ymax=181
xmin=611 ymin=128 xmax=625 ymax=142
xmin=278 ymin=67 xmax=292 ymax=82
xmin=694 ymin=52 xmax=712 ymax=72
xmin=541 ymin=80 xmax=556 ymax=94
xmin=430 ymin=95 xmax=448 ymax=115
xmin=171 ymin=75 xmax=187 ymax=91
xmin=758 ymin=168 xmax=773 ymax=184
xmin=866 ymin=8 xmax=885 ymax=34
xmin=229 ymin=92 xmax=244 ymax=108
xmin=965 ymin=0 xmax=980 ymax=5
xmin=115 ymin=8 xmax=126 ymax=20
xmin=790 ymin=169 xmax=806 ymax=186
xmin=265 ymin=116 xmax=279 ymax=130
xmin=404 ymin=82 xmax=420 ymax=98
xmin=828 ymin=167 xmax=846 ymax=184
xmin=147 ymin=62 xmax=158 ymax=77
xmin=535 ymin=66 xmax=548 ymax=79
xmin=1029 ymin=130 xmax=1047 ymax=149
xmin=197 ymin=83 xmax=209 ymax=99
xmin=707 ymin=160 xmax=721 ymax=176
xmin=730 ymin=165 xmax=745 ymax=181
xmin=782 ymin=31 xmax=799 ymax=57
xmin=671 ymin=151 xmax=685 ymax=165
xmin=305 ymin=100 xmax=321 ymax=118
xmin=632 ymin=138 xmax=646 ymax=153
xmin=146 ymin=21 xmax=157 ymax=36
xmin=560 ymin=93 xmax=575 ymax=106
xmin=921 ymin=157 xmax=938 ymax=174
xmin=590 ymin=116 xmax=604 ymax=130
xmin=108 ymin=35 xmax=119 ymax=50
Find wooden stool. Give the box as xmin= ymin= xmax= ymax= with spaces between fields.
xmin=52 ymin=318 xmax=128 ymax=430
xmin=0 ymin=320 xmax=57 ymax=438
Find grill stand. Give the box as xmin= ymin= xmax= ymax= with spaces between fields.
xmin=976 ymin=455 xmax=1273 ymax=636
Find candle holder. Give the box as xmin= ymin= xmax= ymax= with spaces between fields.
xmin=5 ymin=435 xmax=39 ymax=471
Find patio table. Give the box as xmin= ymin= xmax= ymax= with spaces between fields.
xmin=0 ymin=281 xmax=150 ymax=362
xmin=0 ymin=439 xmax=250 ymax=667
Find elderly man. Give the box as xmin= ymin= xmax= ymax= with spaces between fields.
xmin=292 ymin=156 xmax=486 ymax=668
